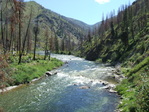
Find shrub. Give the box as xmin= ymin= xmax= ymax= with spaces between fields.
xmin=0 ymin=54 xmax=11 ymax=89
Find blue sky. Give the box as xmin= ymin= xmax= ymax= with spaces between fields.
xmin=25 ymin=0 xmax=136 ymax=25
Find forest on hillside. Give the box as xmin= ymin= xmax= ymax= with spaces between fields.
xmin=78 ymin=0 xmax=149 ymax=111
xmin=79 ymin=0 xmax=149 ymax=63
xmin=0 ymin=0 xmax=87 ymax=64
xmin=0 ymin=0 xmax=149 ymax=112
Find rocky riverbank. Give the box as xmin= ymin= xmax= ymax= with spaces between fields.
xmin=73 ymin=65 xmax=125 ymax=94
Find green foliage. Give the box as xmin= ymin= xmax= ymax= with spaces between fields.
xmin=116 ymin=57 xmax=149 ymax=112
xmin=116 ymin=80 xmax=128 ymax=95
xmin=59 ymin=51 xmax=72 ymax=55
xmin=127 ymin=57 xmax=149 ymax=76
xmin=135 ymin=73 xmax=149 ymax=112
xmin=9 ymin=55 xmax=63 ymax=85
xmin=95 ymin=58 xmax=103 ymax=63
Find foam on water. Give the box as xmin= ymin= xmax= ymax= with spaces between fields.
xmin=51 ymin=54 xmax=86 ymax=64
xmin=0 ymin=54 xmax=119 ymax=112
xmin=57 ymin=72 xmax=69 ymax=78
xmin=41 ymin=82 xmax=46 ymax=85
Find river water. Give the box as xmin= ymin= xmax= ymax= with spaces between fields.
xmin=0 ymin=54 xmax=119 ymax=112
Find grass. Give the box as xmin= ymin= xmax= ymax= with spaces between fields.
xmin=127 ymin=56 xmax=149 ymax=76
xmin=116 ymin=57 xmax=149 ymax=112
xmin=7 ymin=54 xmax=64 ymax=86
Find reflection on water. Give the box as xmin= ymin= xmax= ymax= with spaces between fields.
xmin=0 ymin=54 xmax=119 ymax=112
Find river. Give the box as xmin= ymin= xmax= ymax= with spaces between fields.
xmin=0 ymin=54 xmax=119 ymax=112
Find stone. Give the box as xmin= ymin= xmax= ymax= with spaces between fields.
xmin=30 ymin=78 xmax=40 ymax=83
xmin=73 ymin=83 xmax=77 ymax=86
xmin=79 ymin=86 xmax=90 ymax=89
xmin=109 ymin=89 xmax=117 ymax=93
xmin=102 ymin=82 xmax=108 ymax=86
xmin=45 ymin=71 xmax=52 ymax=76
xmin=45 ymin=71 xmax=58 ymax=76
xmin=53 ymin=72 xmax=58 ymax=75
xmin=90 ymin=80 xmax=93 ymax=83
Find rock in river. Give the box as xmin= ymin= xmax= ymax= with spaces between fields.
xmin=45 ymin=71 xmax=58 ymax=76
xmin=79 ymin=86 xmax=90 ymax=89
xmin=45 ymin=71 xmax=52 ymax=76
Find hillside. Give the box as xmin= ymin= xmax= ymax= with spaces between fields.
xmin=78 ymin=0 xmax=149 ymax=67
xmin=61 ymin=16 xmax=90 ymax=32
xmin=25 ymin=1 xmax=89 ymax=35
xmin=24 ymin=1 xmax=91 ymax=51
xmin=0 ymin=0 xmax=91 ymax=54
xmin=77 ymin=0 xmax=149 ymax=111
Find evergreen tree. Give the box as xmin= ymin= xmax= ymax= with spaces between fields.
xmin=110 ymin=21 xmax=115 ymax=38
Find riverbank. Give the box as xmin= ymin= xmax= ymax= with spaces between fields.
xmin=102 ymin=66 xmax=125 ymax=93
xmin=115 ymin=57 xmax=149 ymax=112
xmin=0 ymin=55 xmax=64 ymax=93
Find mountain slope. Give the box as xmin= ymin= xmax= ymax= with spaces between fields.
xmin=25 ymin=1 xmax=89 ymax=39
xmin=21 ymin=1 xmax=92 ymax=52
xmin=61 ymin=16 xmax=90 ymax=31
xmin=0 ymin=0 xmax=93 ymax=53
xmin=77 ymin=0 xmax=149 ymax=111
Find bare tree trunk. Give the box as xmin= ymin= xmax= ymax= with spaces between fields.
xmin=33 ymin=19 xmax=39 ymax=60
xmin=1 ymin=7 xmax=5 ymax=54
xmin=18 ymin=9 xmax=22 ymax=64
xmin=5 ymin=17 xmax=9 ymax=53
xmin=44 ymin=38 xmax=48 ymax=60
xmin=44 ymin=28 xmax=49 ymax=60
xmin=26 ymin=30 xmax=32 ymax=54
xmin=22 ymin=6 xmax=32 ymax=54
xmin=33 ymin=31 xmax=38 ymax=60
xmin=18 ymin=0 xmax=25 ymax=64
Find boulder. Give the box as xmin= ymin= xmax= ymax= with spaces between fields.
xmin=53 ymin=72 xmax=58 ymax=75
xmin=102 ymin=82 xmax=109 ymax=86
xmin=90 ymin=80 xmax=93 ymax=83
xmin=109 ymin=89 xmax=117 ymax=93
xmin=79 ymin=86 xmax=90 ymax=89
xmin=103 ymin=86 xmax=111 ymax=89
xmin=45 ymin=71 xmax=52 ymax=76
xmin=45 ymin=71 xmax=58 ymax=76
xmin=65 ymin=61 xmax=68 ymax=64
xmin=30 ymin=78 xmax=40 ymax=83
xmin=73 ymin=83 xmax=78 ymax=86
